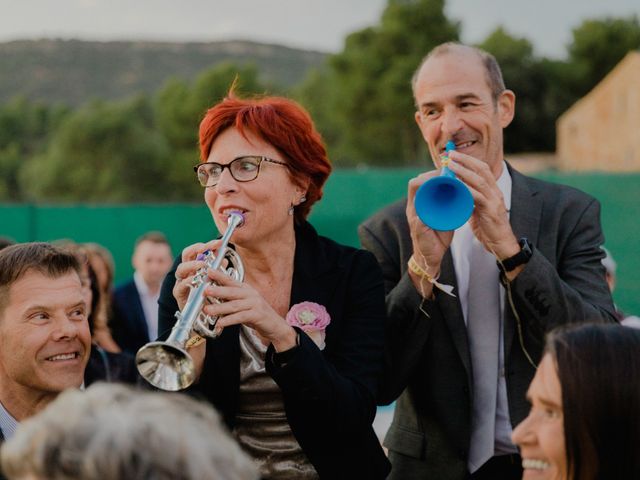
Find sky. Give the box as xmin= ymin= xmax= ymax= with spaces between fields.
xmin=0 ymin=0 xmax=638 ymax=58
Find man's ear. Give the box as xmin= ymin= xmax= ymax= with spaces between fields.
xmin=414 ymin=110 xmax=425 ymax=133
xmin=414 ymin=110 xmax=431 ymax=145
xmin=498 ymin=89 xmax=516 ymax=128
xmin=414 ymin=110 xmax=422 ymax=128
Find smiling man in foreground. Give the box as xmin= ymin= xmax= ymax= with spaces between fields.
xmin=359 ymin=42 xmax=617 ymax=479
xmin=0 ymin=243 xmax=91 ymax=446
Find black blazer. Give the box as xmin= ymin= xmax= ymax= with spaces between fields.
xmin=158 ymin=221 xmax=391 ymax=479
xmin=111 ymin=280 xmax=150 ymax=354
xmin=359 ymin=164 xmax=617 ymax=480
xmin=84 ymin=345 xmax=140 ymax=386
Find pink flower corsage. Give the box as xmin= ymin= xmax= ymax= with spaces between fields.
xmin=285 ymin=301 xmax=331 ymax=350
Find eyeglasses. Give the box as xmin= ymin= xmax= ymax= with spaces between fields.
xmin=194 ymin=155 xmax=288 ymax=188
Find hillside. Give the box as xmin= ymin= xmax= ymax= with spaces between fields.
xmin=0 ymin=39 xmax=327 ymax=106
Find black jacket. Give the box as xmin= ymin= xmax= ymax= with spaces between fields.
xmin=111 ymin=280 xmax=150 ymax=354
xmin=158 ymin=221 xmax=391 ymax=479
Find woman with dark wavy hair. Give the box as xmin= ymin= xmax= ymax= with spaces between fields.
xmin=154 ymin=88 xmax=390 ymax=479
xmin=512 ymin=323 xmax=640 ymax=479
xmin=55 ymin=241 xmax=137 ymax=385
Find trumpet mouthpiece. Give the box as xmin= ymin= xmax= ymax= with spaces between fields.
xmin=228 ymin=210 xmax=245 ymax=227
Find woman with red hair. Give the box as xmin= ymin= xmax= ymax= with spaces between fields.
xmin=155 ymin=91 xmax=390 ymax=479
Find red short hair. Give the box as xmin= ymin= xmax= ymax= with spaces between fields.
xmin=199 ymin=91 xmax=332 ymax=223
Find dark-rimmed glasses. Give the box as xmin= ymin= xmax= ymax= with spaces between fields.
xmin=194 ymin=155 xmax=288 ymax=188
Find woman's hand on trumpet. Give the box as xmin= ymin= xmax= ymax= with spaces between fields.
xmin=171 ymin=239 xmax=226 ymax=385
xmin=172 ymin=239 xmax=225 ymax=310
xmin=202 ymin=268 xmax=298 ymax=352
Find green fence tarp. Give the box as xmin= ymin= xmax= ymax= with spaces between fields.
xmin=1 ymin=168 xmax=638 ymax=314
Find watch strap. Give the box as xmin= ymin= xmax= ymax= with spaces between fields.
xmin=498 ymin=237 xmax=533 ymax=273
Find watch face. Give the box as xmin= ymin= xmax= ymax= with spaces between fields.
xmin=500 ymin=238 xmax=533 ymax=272
xmin=520 ymin=238 xmax=533 ymax=257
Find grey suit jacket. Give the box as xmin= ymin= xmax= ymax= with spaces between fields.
xmin=358 ymin=164 xmax=617 ymax=480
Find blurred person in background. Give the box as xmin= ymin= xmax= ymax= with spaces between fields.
xmin=601 ymin=246 xmax=640 ymax=328
xmin=56 ymin=241 xmax=138 ymax=385
xmin=83 ymin=242 xmax=121 ymax=351
xmin=155 ymin=89 xmax=390 ymax=479
xmin=111 ymin=231 xmax=173 ymax=354
xmin=0 ymin=237 xmax=15 ymax=251
xmin=512 ymin=323 xmax=640 ymax=479
xmin=1 ymin=383 xmax=258 ymax=480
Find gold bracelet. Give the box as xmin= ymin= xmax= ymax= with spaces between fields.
xmin=408 ymin=255 xmax=439 ymax=283
xmin=185 ymin=334 xmax=205 ymax=349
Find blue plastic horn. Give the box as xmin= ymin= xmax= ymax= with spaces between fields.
xmin=414 ymin=141 xmax=474 ymax=231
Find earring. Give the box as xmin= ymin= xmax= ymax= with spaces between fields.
xmin=289 ymin=195 xmax=306 ymax=215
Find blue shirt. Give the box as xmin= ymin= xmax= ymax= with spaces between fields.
xmin=0 ymin=400 xmax=19 ymax=440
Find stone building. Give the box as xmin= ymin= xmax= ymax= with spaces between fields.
xmin=556 ymin=51 xmax=640 ymax=172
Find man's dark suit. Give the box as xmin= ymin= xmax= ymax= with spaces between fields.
xmin=158 ymin=221 xmax=391 ymax=479
xmin=111 ymin=280 xmax=150 ymax=354
xmin=0 ymin=429 xmax=4 ymax=480
xmin=358 ymin=164 xmax=617 ymax=480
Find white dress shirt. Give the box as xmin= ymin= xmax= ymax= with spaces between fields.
xmin=450 ymin=161 xmax=518 ymax=455
xmin=0 ymin=400 xmax=19 ymax=440
xmin=133 ymin=271 xmax=160 ymax=342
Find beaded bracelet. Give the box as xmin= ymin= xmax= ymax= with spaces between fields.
xmin=407 ymin=255 xmax=456 ymax=298
xmin=408 ymin=255 xmax=439 ymax=282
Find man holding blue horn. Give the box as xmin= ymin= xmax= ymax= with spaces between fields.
xmin=359 ymin=42 xmax=616 ymax=480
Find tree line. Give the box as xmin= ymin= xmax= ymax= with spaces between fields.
xmin=1 ymin=0 xmax=639 ymax=202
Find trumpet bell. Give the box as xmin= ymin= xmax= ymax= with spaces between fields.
xmin=414 ymin=174 xmax=474 ymax=231
xmin=135 ymin=211 xmax=245 ymax=392
xmin=135 ymin=342 xmax=196 ymax=391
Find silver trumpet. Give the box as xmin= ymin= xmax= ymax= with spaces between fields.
xmin=136 ymin=211 xmax=245 ymax=391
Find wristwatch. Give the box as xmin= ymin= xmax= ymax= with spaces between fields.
xmin=498 ymin=237 xmax=533 ymax=273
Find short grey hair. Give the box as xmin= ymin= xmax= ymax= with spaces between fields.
xmin=1 ymin=383 xmax=259 ymax=480
xmin=411 ymin=42 xmax=506 ymax=104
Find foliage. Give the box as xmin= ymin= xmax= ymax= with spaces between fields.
xmin=300 ymin=8 xmax=640 ymax=161
xmin=478 ymin=27 xmax=559 ymax=152
xmin=297 ymin=0 xmax=460 ymax=166
xmin=0 ymin=97 xmax=69 ymax=201
xmin=22 ymin=97 xmax=174 ymax=202
xmin=2 ymin=4 xmax=640 ymax=200
xmin=0 ymin=39 xmax=325 ymax=106
xmin=18 ymin=64 xmax=269 ymax=202
xmin=478 ymin=16 xmax=640 ymax=153
xmin=568 ymin=16 xmax=640 ymax=97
